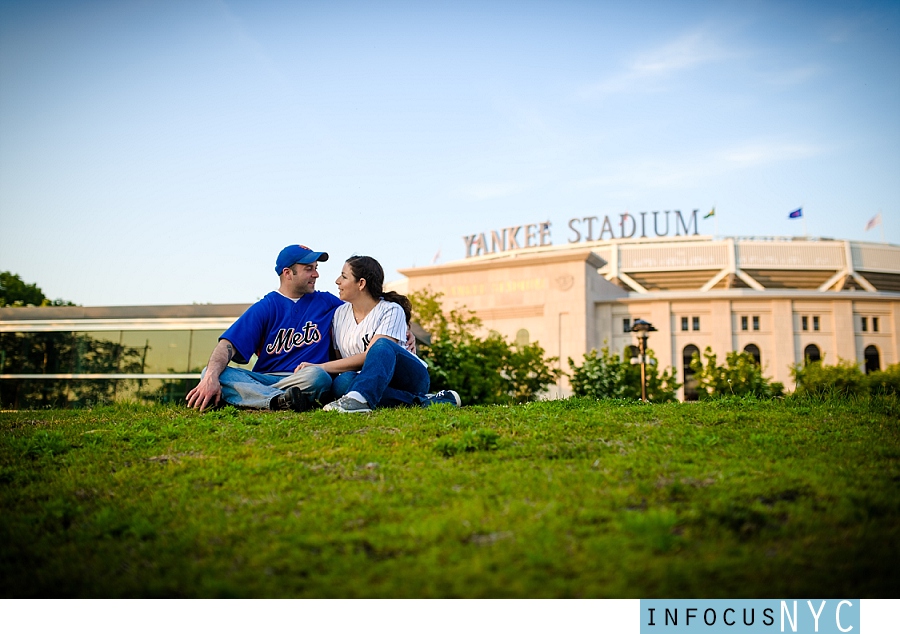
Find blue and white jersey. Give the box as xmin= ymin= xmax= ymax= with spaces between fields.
xmin=333 ymin=299 xmax=426 ymax=367
xmin=220 ymin=290 xmax=343 ymax=373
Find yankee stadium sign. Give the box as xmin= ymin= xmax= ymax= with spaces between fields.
xmin=462 ymin=209 xmax=701 ymax=258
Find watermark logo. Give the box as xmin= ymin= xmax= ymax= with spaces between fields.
xmin=640 ymin=600 xmax=859 ymax=633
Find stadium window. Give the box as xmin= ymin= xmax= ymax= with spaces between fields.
xmin=804 ymin=344 xmax=821 ymax=365
xmin=864 ymin=345 xmax=881 ymax=374
xmin=681 ymin=317 xmax=689 ymax=331
xmin=682 ymin=344 xmax=700 ymax=402
xmin=753 ymin=316 xmax=760 ymax=331
xmin=692 ymin=316 xmax=700 ymax=331
xmin=802 ymin=316 xmax=808 ymax=331
xmin=623 ymin=318 xmax=631 ymax=333
xmin=515 ymin=329 xmax=530 ymax=347
xmin=813 ymin=316 xmax=820 ymax=331
xmin=743 ymin=343 xmax=761 ymax=366
xmin=861 ymin=317 xmax=868 ymax=332
xmin=873 ymin=317 xmax=879 ymax=332
xmin=741 ymin=316 xmax=748 ymax=331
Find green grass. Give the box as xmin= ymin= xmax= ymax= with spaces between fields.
xmin=1 ymin=396 xmax=898 ymax=598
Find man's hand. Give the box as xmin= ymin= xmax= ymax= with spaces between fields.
xmin=186 ymin=376 xmax=222 ymax=412
xmin=186 ymin=339 xmax=234 ymax=412
xmin=404 ymin=327 xmax=417 ymax=354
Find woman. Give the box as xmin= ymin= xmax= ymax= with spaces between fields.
xmin=298 ymin=255 xmax=460 ymax=413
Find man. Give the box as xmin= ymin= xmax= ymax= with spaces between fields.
xmin=186 ymin=244 xmax=343 ymax=412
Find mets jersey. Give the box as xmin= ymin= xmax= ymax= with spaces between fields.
xmin=332 ymin=300 xmax=426 ymax=367
xmin=220 ymin=290 xmax=343 ymax=373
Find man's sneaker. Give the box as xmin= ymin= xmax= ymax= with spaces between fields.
xmin=270 ymin=386 xmax=314 ymax=412
xmin=323 ymin=394 xmax=372 ymax=413
xmin=424 ymin=390 xmax=461 ymax=407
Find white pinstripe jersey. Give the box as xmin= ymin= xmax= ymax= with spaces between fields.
xmin=332 ymin=300 xmax=425 ymax=366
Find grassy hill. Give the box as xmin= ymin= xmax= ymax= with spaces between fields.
xmin=1 ymin=397 xmax=898 ymax=597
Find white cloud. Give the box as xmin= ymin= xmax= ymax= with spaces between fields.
xmin=580 ymin=29 xmax=731 ymax=96
xmin=720 ymin=141 xmax=823 ymax=167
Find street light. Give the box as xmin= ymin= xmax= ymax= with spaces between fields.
xmin=630 ymin=319 xmax=657 ymax=402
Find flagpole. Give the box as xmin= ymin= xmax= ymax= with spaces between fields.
xmin=881 ymin=212 xmax=886 ymax=244
xmin=715 ymin=205 xmax=718 ymax=239
xmin=803 ymin=204 xmax=807 ymax=237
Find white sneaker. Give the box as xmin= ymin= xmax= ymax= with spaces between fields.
xmin=323 ymin=394 xmax=372 ymax=413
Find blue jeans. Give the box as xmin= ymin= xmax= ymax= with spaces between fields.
xmin=338 ymin=338 xmax=430 ymax=408
xmin=206 ymin=365 xmax=332 ymax=409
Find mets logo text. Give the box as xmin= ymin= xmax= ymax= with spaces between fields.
xmin=265 ymin=322 xmax=321 ymax=354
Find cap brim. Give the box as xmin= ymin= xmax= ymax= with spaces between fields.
xmin=296 ymin=251 xmax=329 ymax=264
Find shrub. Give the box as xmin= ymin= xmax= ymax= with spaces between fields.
xmin=791 ymin=358 xmax=867 ymax=397
xmin=866 ymin=363 xmax=900 ymax=396
xmin=791 ymin=359 xmax=900 ymax=397
xmin=409 ymin=289 xmax=562 ymax=405
xmin=568 ymin=344 xmax=680 ymax=402
xmin=690 ymin=347 xmax=784 ymax=399
xmin=568 ymin=347 xmax=627 ymax=400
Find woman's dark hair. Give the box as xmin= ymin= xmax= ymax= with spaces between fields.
xmin=346 ymin=255 xmax=412 ymax=324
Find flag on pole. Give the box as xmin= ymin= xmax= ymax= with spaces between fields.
xmin=431 ymin=248 xmax=441 ymax=265
xmin=788 ymin=208 xmax=803 ymax=219
xmin=704 ymin=207 xmax=715 ymax=219
xmin=865 ymin=213 xmax=882 ymax=231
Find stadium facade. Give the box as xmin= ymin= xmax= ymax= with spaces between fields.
xmin=393 ymin=233 xmax=899 ymax=400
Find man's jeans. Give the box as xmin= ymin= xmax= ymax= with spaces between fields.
xmin=334 ymin=338 xmax=430 ymax=408
xmin=203 ymin=365 xmax=332 ymax=409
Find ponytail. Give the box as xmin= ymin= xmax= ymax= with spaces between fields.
xmin=382 ymin=290 xmax=412 ymax=325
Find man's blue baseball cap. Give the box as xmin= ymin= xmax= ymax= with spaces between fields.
xmin=275 ymin=245 xmax=329 ymax=273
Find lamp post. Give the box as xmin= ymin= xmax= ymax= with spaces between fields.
xmin=630 ymin=319 xmax=657 ymax=402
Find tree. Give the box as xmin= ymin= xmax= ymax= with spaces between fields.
xmin=0 ymin=271 xmax=74 ymax=307
xmin=0 ymin=272 xmax=48 ymax=307
xmin=690 ymin=347 xmax=784 ymax=399
xmin=568 ymin=344 xmax=680 ymax=402
xmin=409 ymin=288 xmax=562 ymax=405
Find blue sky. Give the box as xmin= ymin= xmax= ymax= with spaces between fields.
xmin=1 ymin=0 xmax=898 ymax=306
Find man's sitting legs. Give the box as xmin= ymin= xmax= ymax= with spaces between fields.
xmin=211 ymin=365 xmax=331 ymax=411
xmin=272 ymin=366 xmax=332 ymax=409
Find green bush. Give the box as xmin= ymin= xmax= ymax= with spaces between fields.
xmin=410 ymin=289 xmax=562 ymax=405
xmin=568 ymin=347 xmax=627 ymax=399
xmin=865 ymin=363 xmax=900 ymax=396
xmin=568 ymin=344 xmax=680 ymax=402
xmin=690 ymin=347 xmax=784 ymax=399
xmin=792 ymin=359 xmax=900 ymax=397
xmin=791 ymin=358 xmax=866 ymax=397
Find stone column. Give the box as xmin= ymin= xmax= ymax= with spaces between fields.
xmin=771 ymin=299 xmax=795 ymax=388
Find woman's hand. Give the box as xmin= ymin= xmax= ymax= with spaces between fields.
xmin=295 ymin=362 xmax=321 ymax=373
